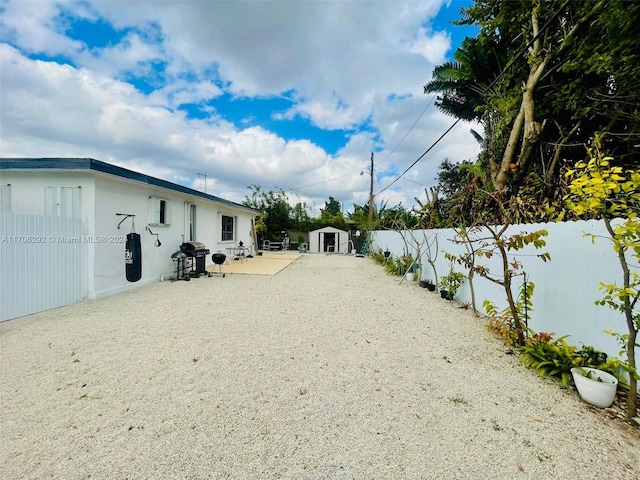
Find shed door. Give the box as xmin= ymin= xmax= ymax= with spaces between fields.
xmin=324 ymin=233 xmax=336 ymax=252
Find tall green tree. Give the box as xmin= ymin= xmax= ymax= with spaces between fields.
xmin=242 ymin=185 xmax=292 ymax=240
xmin=291 ymin=202 xmax=312 ymax=231
xmin=433 ymin=0 xmax=640 ymax=211
xmin=323 ymin=196 xmax=342 ymax=216
xmin=319 ymin=209 xmax=348 ymax=231
xmin=378 ymin=203 xmax=418 ymax=230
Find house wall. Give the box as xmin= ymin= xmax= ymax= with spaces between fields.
xmin=370 ymin=220 xmax=638 ymax=364
xmin=1 ymin=170 xmax=95 ymax=219
xmin=210 ymin=205 xmax=255 ymax=256
xmin=93 ymin=173 xmax=255 ymax=298
xmin=0 ymin=168 xmax=256 ymax=314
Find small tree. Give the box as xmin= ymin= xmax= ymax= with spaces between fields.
xmin=446 ymin=219 xmax=549 ymax=346
xmin=423 ymin=232 xmax=440 ymax=288
xmin=443 ymin=186 xmax=550 ymax=346
xmin=449 ymin=227 xmax=480 ymax=314
xmin=565 ymin=137 xmax=639 ymax=420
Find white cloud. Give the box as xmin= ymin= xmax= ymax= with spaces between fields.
xmin=276 ymin=95 xmax=359 ymax=131
xmin=410 ymin=28 xmax=451 ymax=64
xmin=79 ymin=31 xmax=164 ymax=77
xmin=0 ymin=1 xmax=86 ymax=56
xmin=0 ymin=0 xmax=483 ymax=212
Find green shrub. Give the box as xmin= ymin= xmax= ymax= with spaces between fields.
xmin=384 ymin=256 xmax=401 ymax=275
xmin=372 ymin=248 xmax=386 ymax=265
xmin=439 ymin=264 xmax=465 ymax=295
xmin=519 ymin=333 xmax=611 ymax=387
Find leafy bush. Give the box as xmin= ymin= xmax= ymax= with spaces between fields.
xmin=384 ymin=254 xmax=413 ymax=276
xmin=372 ymin=248 xmax=386 ymax=265
xmin=439 ymin=265 xmax=465 ymax=296
xmin=519 ymin=333 xmax=611 ymax=387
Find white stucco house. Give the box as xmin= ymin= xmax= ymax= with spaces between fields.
xmin=0 ymin=158 xmax=258 ymax=321
xmin=308 ymin=226 xmax=350 ymax=253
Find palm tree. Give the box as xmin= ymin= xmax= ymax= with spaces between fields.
xmin=424 ymin=36 xmax=504 ymax=122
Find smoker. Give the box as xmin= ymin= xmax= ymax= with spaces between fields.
xmin=179 ymin=241 xmax=211 ymax=277
xmin=171 ymin=250 xmax=190 ymax=281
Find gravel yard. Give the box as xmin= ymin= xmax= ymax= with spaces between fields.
xmin=1 ymin=253 xmax=639 ymax=479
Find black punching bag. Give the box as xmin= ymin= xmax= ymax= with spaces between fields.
xmin=125 ymin=232 xmax=142 ymax=282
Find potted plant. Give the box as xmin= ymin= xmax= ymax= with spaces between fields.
xmin=419 ymin=278 xmax=435 ymax=290
xmin=570 ymin=367 xmax=618 ymax=408
xmin=439 ymin=266 xmax=465 ymax=300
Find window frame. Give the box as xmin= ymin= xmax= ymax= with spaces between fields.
xmin=149 ymin=197 xmax=170 ymax=226
xmin=221 ymin=214 xmax=235 ymax=242
xmin=185 ymin=203 xmax=197 ymax=241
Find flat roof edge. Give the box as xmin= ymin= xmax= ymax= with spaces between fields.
xmin=1 ymin=157 xmax=259 ymax=214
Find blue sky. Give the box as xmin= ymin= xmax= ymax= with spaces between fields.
xmin=0 ymin=0 xmax=480 ymax=213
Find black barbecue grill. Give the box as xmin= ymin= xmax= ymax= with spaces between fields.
xmin=180 ymin=241 xmax=211 ymax=277
xmin=211 ymin=252 xmax=226 ymax=278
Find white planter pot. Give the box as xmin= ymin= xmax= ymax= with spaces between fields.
xmin=571 ymin=367 xmax=618 ymax=408
xmin=405 ymin=272 xmax=415 ymax=281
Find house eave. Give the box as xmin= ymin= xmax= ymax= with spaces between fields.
xmin=1 ymin=157 xmax=260 ymax=214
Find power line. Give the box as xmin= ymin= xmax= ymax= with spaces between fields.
xmin=376 ymin=120 xmax=459 ymax=195
xmin=375 ymin=164 xmax=431 ymax=187
xmin=377 ymin=95 xmax=435 ymax=168
xmin=291 ymin=170 xmax=362 ymax=191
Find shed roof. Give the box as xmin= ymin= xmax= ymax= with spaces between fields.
xmin=1 ymin=157 xmax=259 ymax=214
xmin=309 ymin=226 xmax=349 ymax=234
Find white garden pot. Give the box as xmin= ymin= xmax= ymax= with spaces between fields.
xmin=405 ymin=272 xmax=415 ymax=281
xmin=570 ymin=367 xmax=618 ymax=408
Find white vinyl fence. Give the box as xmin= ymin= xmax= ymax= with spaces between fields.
xmin=371 ymin=219 xmax=637 ymax=363
xmin=1 ymin=214 xmax=86 ymax=322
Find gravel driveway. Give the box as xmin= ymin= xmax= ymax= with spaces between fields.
xmin=1 ymin=254 xmax=639 ymax=479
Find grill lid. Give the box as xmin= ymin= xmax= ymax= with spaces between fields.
xmin=180 ymin=241 xmax=207 ymax=252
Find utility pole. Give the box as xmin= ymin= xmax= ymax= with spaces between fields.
xmin=196 ymin=173 xmax=207 ymax=194
xmin=368 ymin=152 xmax=375 ymax=222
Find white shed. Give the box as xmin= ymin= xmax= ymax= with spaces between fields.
xmin=308 ymin=226 xmax=350 ymax=253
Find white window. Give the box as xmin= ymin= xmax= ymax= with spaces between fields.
xmin=149 ymin=197 xmax=170 ymax=225
xmin=44 ymin=186 xmax=81 ymax=217
xmin=221 ymin=215 xmax=235 ymax=242
xmin=185 ymin=202 xmax=197 ymax=241
xmin=0 ymin=184 xmax=10 ymax=213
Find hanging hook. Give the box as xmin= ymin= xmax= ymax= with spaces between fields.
xmin=116 ymin=213 xmax=135 ymax=230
